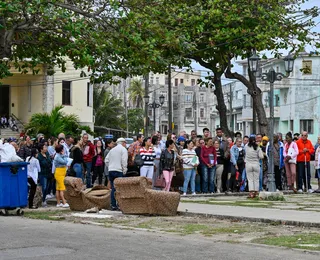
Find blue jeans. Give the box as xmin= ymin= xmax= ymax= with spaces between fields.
xmin=259 ymin=159 xmax=263 ymax=191
xmin=202 ymin=165 xmax=216 ymax=193
xmin=39 ymin=175 xmax=49 ymax=202
xmin=109 ymin=171 xmax=123 ymax=208
xmin=85 ymin=162 xmax=92 ymax=188
xmin=183 ymin=168 xmax=196 ymax=193
xmin=73 ymin=163 xmax=83 ymax=181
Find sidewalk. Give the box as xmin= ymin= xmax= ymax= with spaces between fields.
xmin=178 ymin=202 xmax=320 ymax=227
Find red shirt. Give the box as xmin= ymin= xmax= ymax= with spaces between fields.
xmin=200 ymin=145 xmax=217 ymax=166
xmin=83 ymin=141 xmax=95 ymax=163
xmin=296 ymin=139 xmax=314 ymax=162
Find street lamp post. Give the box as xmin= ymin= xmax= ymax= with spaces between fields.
xmin=144 ymin=93 xmax=165 ymax=134
xmin=249 ymin=53 xmax=295 ymax=192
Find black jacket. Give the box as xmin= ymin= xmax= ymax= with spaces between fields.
xmin=159 ymin=149 xmax=175 ymax=172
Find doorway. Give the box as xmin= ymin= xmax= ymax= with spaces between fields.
xmin=0 ymin=85 xmax=10 ymax=117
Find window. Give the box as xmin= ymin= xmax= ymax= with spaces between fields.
xmin=302 ymin=60 xmax=312 ymax=75
xmin=156 ymin=77 xmax=159 ymax=85
xmin=185 ymin=92 xmax=193 ymax=102
xmin=300 ymin=119 xmax=313 ymax=134
xmin=165 ymin=77 xmax=169 ymax=85
xmin=200 ymin=108 xmax=205 ymax=118
xmin=290 ymin=120 xmax=294 ymax=131
xmin=180 ymin=79 xmax=184 ymax=84
xmin=150 ymin=76 xmax=154 ymax=85
xmin=191 ymin=79 xmax=196 ymax=86
xmin=199 ymin=94 xmax=205 ymax=102
xmin=87 ymin=83 xmax=93 ymax=107
xmin=237 ymin=122 xmax=243 ymax=131
xmin=148 ymin=109 xmax=153 ymax=117
xmin=62 ymin=81 xmax=71 ymax=105
xmin=236 ymin=90 xmax=242 ymax=100
xmin=185 ymin=108 xmax=192 ymax=118
xmin=160 ymin=91 xmax=168 ymax=101
xmin=174 ymin=78 xmax=178 ymax=86
xmin=161 ymin=124 xmax=168 ymax=135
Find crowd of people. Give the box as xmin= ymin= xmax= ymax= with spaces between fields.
xmin=1 ymin=126 xmax=319 ymax=210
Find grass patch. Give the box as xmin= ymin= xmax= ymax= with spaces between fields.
xmin=24 ymin=210 xmax=70 ymax=221
xmin=253 ymin=233 xmax=320 ymax=251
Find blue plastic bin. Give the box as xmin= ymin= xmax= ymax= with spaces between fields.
xmin=0 ymin=162 xmax=28 ymax=209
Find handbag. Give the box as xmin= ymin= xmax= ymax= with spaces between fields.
xmin=154 ymin=174 xmax=166 ymax=188
xmin=134 ymin=154 xmax=144 ymax=167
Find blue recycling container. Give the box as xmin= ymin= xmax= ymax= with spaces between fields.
xmin=0 ymin=162 xmax=28 ymax=209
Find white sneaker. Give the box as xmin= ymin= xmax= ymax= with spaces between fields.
xmin=297 ymin=189 xmax=303 ymax=194
xmin=191 ymin=192 xmax=196 ymax=195
xmin=56 ymin=203 xmax=63 ymax=207
xmin=308 ymin=189 xmax=314 ymax=193
xmin=182 ymin=193 xmax=187 ymax=196
xmin=42 ymin=201 xmax=47 ymax=207
xmin=62 ymin=203 xmax=70 ymax=208
xmin=217 ymin=189 xmax=221 ymax=193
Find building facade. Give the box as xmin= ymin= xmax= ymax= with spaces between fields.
xmin=0 ymin=61 xmax=94 ymax=130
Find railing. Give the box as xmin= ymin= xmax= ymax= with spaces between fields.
xmin=11 ymin=113 xmax=24 ymax=128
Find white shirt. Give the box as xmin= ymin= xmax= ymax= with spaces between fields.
xmin=26 ymin=157 xmax=40 ymax=183
xmin=105 ymin=144 xmax=128 ymax=175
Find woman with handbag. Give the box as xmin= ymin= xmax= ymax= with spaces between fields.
xmin=283 ymin=132 xmax=299 ymax=192
xmin=159 ymin=140 xmax=175 ymax=191
xmin=140 ymin=137 xmax=156 ymax=179
xmin=92 ymin=139 xmax=104 ymax=185
xmin=181 ymin=140 xmax=199 ymax=195
xmin=152 ymin=135 xmax=162 ymax=188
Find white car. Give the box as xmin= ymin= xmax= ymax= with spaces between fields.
xmin=125 ymin=138 xmax=134 ymax=149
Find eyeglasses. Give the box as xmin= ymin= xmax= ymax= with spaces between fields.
xmin=302 ymin=135 xmax=308 ymax=137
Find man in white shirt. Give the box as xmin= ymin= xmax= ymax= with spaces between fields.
xmin=105 ymin=138 xmax=128 ymax=210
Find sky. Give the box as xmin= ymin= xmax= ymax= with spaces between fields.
xmin=190 ymin=0 xmax=320 ymax=80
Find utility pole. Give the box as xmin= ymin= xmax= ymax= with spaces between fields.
xmin=144 ymin=74 xmax=149 ymax=137
xmin=229 ymin=84 xmax=233 ymax=133
xmin=193 ymin=89 xmax=197 ymax=133
xmin=168 ymin=64 xmax=173 ymax=133
xmin=123 ymin=78 xmax=129 ymax=137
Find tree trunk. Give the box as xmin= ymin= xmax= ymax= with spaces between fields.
xmin=225 ymin=63 xmax=268 ymax=135
xmin=212 ymin=75 xmax=232 ymax=137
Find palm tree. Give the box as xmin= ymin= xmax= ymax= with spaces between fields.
xmin=24 ymin=105 xmax=93 ymax=137
xmin=127 ymin=79 xmax=144 ymax=108
xmin=93 ymin=86 xmax=125 ymax=129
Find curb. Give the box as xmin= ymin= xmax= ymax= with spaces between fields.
xmin=177 ymin=211 xmax=320 ymax=228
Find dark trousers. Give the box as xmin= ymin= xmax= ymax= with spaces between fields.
xmin=222 ymin=161 xmax=230 ymax=192
xmin=92 ymin=165 xmax=103 ymax=185
xmin=39 ymin=175 xmax=49 ymax=202
xmin=28 ymin=178 xmax=37 ymax=208
xmin=229 ymin=163 xmax=244 ymax=192
xmin=274 ymin=166 xmax=282 ymax=190
xmin=297 ymin=161 xmax=311 ymax=190
xmin=109 ymin=171 xmax=123 ymax=208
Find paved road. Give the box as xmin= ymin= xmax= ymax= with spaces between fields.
xmin=0 ymin=217 xmax=318 ymax=260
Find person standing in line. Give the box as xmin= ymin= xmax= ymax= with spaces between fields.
xmin=202 ymin=128 xmax=210 ymax=139
xmin=245 ymin=136 xmax=264 ymax=198
xmin=127 ymin=134 xmax=143 ymax=174
xmin=152 ymin=135 xmax=162 ymax=188
xmin=37 ymin=143 xmax=52 ymax=207
xmin=104 ymin=139 xmax=115 ymax=186
xmin=159 ymin=140 xmax=175 ymax=192
xmin=266 ymin=135 xmax=284 ymax=191
xmin=213 ymin=140 xmax=224 ymax=193
xmin=181 ymin=140 xmax=199 ymax=196
xmin=230 ymin=137 xmax=245 ymax=193
xmin=140 ymin=137 xmax=156 ymax=180
xmin=63 ymin=135 xmax=74 ymax=157
xmin=283 ymin=132 xmax=299 ymax=192
xmin=81 ymin=133 xmax=95 ymax=188
xmin=296 ymin=131 xmax=314 ymax=193
xmin=200 ymin=137 xmax=217 ymax=194
xmin=53 ymin=144 xmax=69 ymax=208
xmin=26 ymin=148 xmax=41 ymax=209
xmin=18 ymin=135 xmax=33 ymax=160
xmin=92 ymin=139 xmax=104 ymax=185
xmin=194 ymin=138 xmax=204 ymax=193
xmin=70 ymin=138 xmax=84 ymax=180
xmin=105 ymin=138 xmax=128 ymax=211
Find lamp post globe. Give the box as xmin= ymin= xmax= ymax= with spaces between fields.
xmin=283 ymin=53 xmax=295 ymax=73
xmin=248 ymin=53 xmax=261 ymax=73
xmin=144 ymin=95 xmax=150 ymax=104
xmin=159 ymin=94 xmax=165 ymax=105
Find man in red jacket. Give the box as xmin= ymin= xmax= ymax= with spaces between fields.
xmin=82 ymin=133 xmax=95 ymax=188
xmin=296 ymin=131 xmax=314 ymax=193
